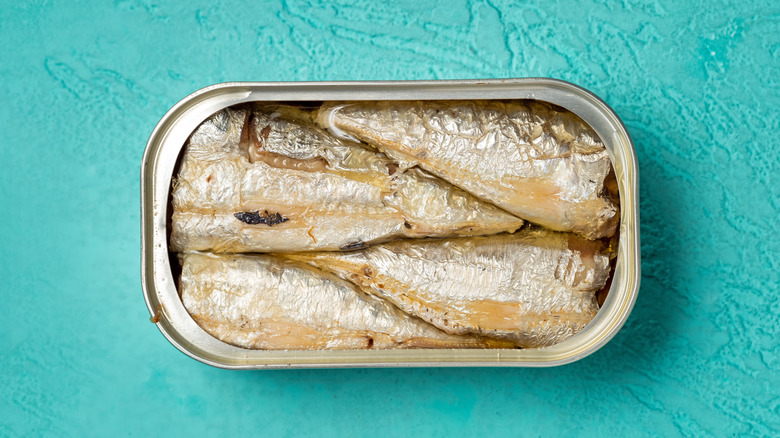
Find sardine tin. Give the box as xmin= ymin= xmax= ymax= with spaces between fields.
xmin=141 ymin=79 xmax=640 ymax=369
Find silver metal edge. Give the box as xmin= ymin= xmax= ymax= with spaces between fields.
xmin=141 ymin=78 xmax=640 ymax=369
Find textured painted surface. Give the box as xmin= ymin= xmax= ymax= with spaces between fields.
xmin=1 ymin=0 xmax=778 ymax=436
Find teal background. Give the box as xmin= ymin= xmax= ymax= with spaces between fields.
xmin=2 ymin=0 xmax=778 ymax=436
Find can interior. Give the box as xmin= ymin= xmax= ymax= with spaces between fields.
xmin=165 ymin=98 xmax=621 ymax=354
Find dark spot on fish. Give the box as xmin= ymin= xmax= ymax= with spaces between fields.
xmin=589 ymin=179 xmax=595 ymax=183
xmin=366 ymin=337 xmax=374 ymax=348
xmin=260 ymin=125 xmax=271 ymax=141
xmin=234 ymin=210 xmax=290 ymax=226
xmin=376 ymin=283 xmax=385 ymax=289
xmin=403 ymin=221 xmax=412 ymax=229
xmin=340 ymin=241 xmax=367 ymax=251
xmin=362 ymin=266 xmax=374 ymax=278
xmin=206 ymin=174 xmax=212 ymax=183
xmin=387 ymin=162 xmax=398 ymax=175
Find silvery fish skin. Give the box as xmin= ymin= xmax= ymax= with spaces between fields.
xmin=170 ymin=106 xmax=523 ymax=253
xmin=286 ymin=229 xmax=610 ymax=348
xmin=180 ymin=251 xmax=512 ymax=350
xmin=317 ymin=100 xmax=618 ymax=240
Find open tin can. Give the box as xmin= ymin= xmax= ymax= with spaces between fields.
xmin=141 ymin=79 xmax=640 ymax=368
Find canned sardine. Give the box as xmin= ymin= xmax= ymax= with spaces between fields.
xmin=141 ymin=79 xmax=640 ymax=368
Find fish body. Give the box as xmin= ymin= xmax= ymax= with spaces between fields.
xmin=170 ymin=106 xmax=523 ymax=253
xmin=180 ymin=251 xmax=511 ymax=349
xmin=318 ymin=100 xmax=618 ymax=239
xmin=287 ymin=229 xmax=610 ymax=348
